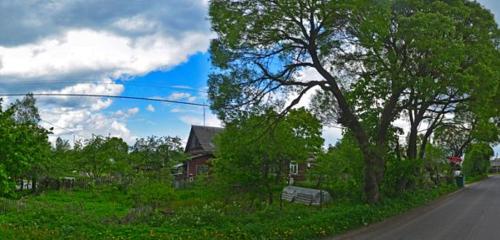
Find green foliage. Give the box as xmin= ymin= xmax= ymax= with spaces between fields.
xmin=0 ymin=183 xmax=457 ymax=239
xmin=129 ymin=136 xmax=186 ymax=179
xmin=77 ymin=136 xmax=130 ymax=179
xmin=0 ymin=95 xmax=51 ymax=196
xmin=463 ymin=143 xmax=493 ymax=177
xmin=383 ymin=157 xmax=423 ymax=196
xmin=422 ymin=144 xmax=451 ymax=185
xmin=213 ymin=108 xmax=323 ymax=203
xmin=127 ymin=178 xmax=176 ymax=209
xmin=208 ymin=0 xmax=499 ymax=203
xmin=308 ymin=133 xmax=364 ymax=200
xmin=47 ymin=137 xmax=76 ymax=178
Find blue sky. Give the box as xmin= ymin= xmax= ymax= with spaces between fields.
xmin=0 ymin=0 xmax=498 ymax=154
xmin=110 ymin=52 xmax=213 ymax=141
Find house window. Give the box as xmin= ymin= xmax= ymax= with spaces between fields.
xmin=196 ymin=164 xmax=209 ymax=175
xmin=290 ymin=162 xmax=299 ymax=175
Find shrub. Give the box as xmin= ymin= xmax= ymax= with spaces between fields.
xmin=127 ymin=179 xmax=176 ymax=209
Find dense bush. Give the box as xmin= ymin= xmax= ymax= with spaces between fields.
xmin=463 ymin=143 xmax=493 ymax=177
xmin=127 ymin=179 xmax=176 ymax=209
xmin=383 ymin=157 xmax=423 ymax=196
xmin=307 ymin=134 xmax=364 ymax=201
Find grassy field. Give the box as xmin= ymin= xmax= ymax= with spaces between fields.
xmin=0 ymin=184 xmax=457 ymax=240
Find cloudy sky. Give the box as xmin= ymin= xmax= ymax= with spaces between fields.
xmin=0 ymin=0 xmax=498 ymax=150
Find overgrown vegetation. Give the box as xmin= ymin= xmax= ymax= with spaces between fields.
xmin=208 ymin=0 xmax=499 ymax=203
xmin=213 ymin=108 xmax=323 ymax=204
xmin=1 ymin=0 xmax=499 ymax=239
xmin=0 ymin=184 xmax=456 ymax=239
xmin=0 ymin=94 xmax=474 ymax=240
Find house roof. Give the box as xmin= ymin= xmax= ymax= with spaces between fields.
xmin=185 ymin=125 xmax=224 ymax=154
xmin=491 ymin=158 xmax=500 ymax=167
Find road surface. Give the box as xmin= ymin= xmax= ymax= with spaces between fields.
xmin=334 ymin=175 xmax=500 ymax=240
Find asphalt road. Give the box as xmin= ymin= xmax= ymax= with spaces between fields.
xmin=334 ymin=175 xmax=500 ymax=240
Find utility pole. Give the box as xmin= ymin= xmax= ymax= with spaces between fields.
xmin=203 ymin=102 xmax=206 ymax=126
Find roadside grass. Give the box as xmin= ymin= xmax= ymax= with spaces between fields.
xmin=0 ymin=184 xmax=458 ymax=240
xmin=466 ymin=174 xmax=488 ymax=184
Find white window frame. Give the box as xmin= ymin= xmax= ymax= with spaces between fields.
xmin=290 ymin=162 xmax=299 ymax=175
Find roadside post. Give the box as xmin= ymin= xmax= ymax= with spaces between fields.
xmin=449 ymin=156 xmax=464 ymax=188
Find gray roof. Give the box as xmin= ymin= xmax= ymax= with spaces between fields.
xmin=491 ymin=158 xmax=500 ymax=167
xmin=185 ymin=125 xmax=224 ymax=154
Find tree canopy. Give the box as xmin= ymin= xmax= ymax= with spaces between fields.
xmin=208 ymin=0 xmax=499 ymax=202
xmin=0 ymin=95 xmax=51 ymax=195
xmin=213 ymin=108 xmax=323 ymax=204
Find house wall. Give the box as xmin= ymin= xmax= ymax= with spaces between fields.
xmin=291 ymin=163 xmax=308 ymax=181
xmin=184 ymin=155 xmax=310 ymax=182
xmin=186 ymin=155 xmax=212 ymax=179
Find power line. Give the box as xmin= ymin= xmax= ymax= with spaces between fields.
xmin=0 ymin=79 xmax=208 ymax=94
xmin=39 ymin=119 xmax=87 ymax=144
xmin=40 ymin=119 xmax=77 ymax=133
xmin=0 ymin=93 xmax=208 ymax=107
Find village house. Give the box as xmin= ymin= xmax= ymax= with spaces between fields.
xmin=180 ymin=125 xmax=312 ymax=183
xmin=183 ymin=125 xmax=224 ymax=181
xmin=490 ymin=158 xmax=500 ymax=173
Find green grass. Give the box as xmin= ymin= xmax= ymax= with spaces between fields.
xmin=0 ymin=184 xmax=457 ymax=240
xmin=465 ymin=174 xmax=488 ymax=184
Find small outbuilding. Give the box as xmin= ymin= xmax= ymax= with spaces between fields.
xmin=281 ymin=186 xmax=332 ymax=206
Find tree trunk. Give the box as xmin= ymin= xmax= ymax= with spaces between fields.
xmin=407 ymin=124 xmax=419 ymax=160
xmin=32 ymin=176 xmax=37 ymax=193
xmin=363 ymin=163 xmax=380 ymax=203
xmin=362 ymin=149 xmax=384 ymax=203
xmin=419 ymin=135 xmax=429 ymax=160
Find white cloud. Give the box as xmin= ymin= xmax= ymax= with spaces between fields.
xmin=0 ymin=0 xmax=211 ymax=46
xmin=146 ymin=104 xmax=155 ymax=112
xmin=36 ymin=80 xmax=124 ymax=110
xmin=112 ymin=15 xmax=159 ymax=32
xmin=180 ymin=113 xmax=222 ymax=127
xmin=322 ymin=126 xmax=344 ymax=147
xmin=167 ymin=92 xmax=197 ymax=102
xmin=127 ymin=107 xmax=139 ymax=115
xmin=42 ymin=108 xmax=137 ymax=144
xmin=31 ymin=79 xmax=142 ymax=143
xmin=0 ymin=29 xmax=210 ymax=81
xmin=0 ymin=0 xmax=212 ymax=144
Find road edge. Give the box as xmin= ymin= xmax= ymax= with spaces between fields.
xmin=328 ymin=178 xmax=487 ymax=240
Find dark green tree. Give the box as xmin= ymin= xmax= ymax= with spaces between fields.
xmin=208 ymin=0 xmax=499 ymax=202
xmin=79 ymin=136 xmax=129 ymax=180
xmin=463 ymin=143 xmax=494 ymax=177
xmin=213 ymin=108 xmax=323 ymax=204
xmin=309 ymin=133 xmax=364 ymax=200
xmin=130 ymin=136 xmax=185 ymax=180
xmin=0 ymin=95 xmax=51 ymax=195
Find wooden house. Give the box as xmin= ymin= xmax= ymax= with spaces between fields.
xmin=181 ymin=125 xmax=312 ymax=183
xmin=183 ymin=125 xmax=224 ymax=180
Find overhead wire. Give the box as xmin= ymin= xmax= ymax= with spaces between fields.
xmin=0 ymin=79 xmax=208 ymax=94
xmin=0 ymin=93 xmax=208 ymax=107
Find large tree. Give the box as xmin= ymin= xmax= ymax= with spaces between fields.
xmin=208 ymin=0 xmax=499 ymax=202
xmin=0 ymin=95 xmax=51 ymax=195
xmin=213 ymin=108 xmax=323 ymax=204
xmin=130 ymin=136 xmax=185 ymax=179
xmin=463 ymin=143 xmax=494 ymax=177
xmin=78 ymin=136 xmax=129 ymax=180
